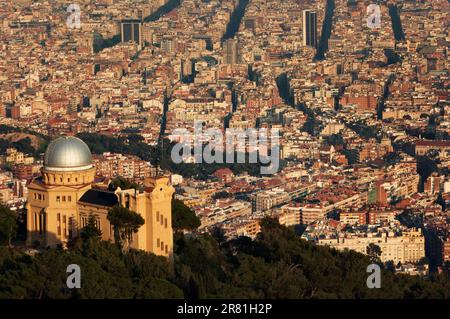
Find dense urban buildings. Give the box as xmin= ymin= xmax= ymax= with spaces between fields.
xmin=0 ymin=0 xmax=448 ymax=300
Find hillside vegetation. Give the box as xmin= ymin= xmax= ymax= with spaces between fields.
xmin=1 ymin=218 xmax=449 ymax=299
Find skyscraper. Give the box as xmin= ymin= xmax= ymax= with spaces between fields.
xmin=120 ymin=19 xmax=142 ymax=46
xmin=302 ymin=10 xmax=317 ymax=48
xmin=223 ymin=38 xmax=239 ymax=65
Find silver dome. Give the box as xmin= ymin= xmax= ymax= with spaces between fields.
xmin=44 ymin=136 xmax=93 ymax=171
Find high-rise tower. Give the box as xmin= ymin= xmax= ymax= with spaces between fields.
xmin=120 ymin=19 xmax=142 ymax=46
xmin=223 ymin=38 xmax=239 ymax=65
xmin=303 ymin=10 xmax=318 ymax=48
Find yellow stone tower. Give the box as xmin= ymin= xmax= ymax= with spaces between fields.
xmin=26 ymin=136 xmax=175 ymax=257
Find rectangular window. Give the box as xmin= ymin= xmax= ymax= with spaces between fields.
xmin=38 ymin=213 xmax=43 ymax=234
xmin=56 ymin=196 xmax=60 ymax=202
xmin=156 ymin=211 xmax=159 ymax=222
xmin=62 ymin=196 xmax=66 ymax=202
xmin=165 ymin=218 xmax=167 ymax=229
xmin=68 ymin=196 xmax=72 ymax=202
xmin=125 ymin=195 xmax=130 ymax=209
xmin=161 ymin=241 xmax=164 ymax=250
xmin=68 ymin=217 xmax=73 ymax=239
xmin=57 ymin=213 xmax=61 ymax=236
xmin=165 ymin=245 xmax=168 ymax=254
xmin=157 ymin=238 xmax=160 ymax=248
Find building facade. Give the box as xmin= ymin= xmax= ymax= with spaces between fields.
xmin=318 ymin=228 xmax=425 ymax=264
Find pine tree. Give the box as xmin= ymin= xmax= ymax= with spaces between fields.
xmin=107 ymin=205 xmax=144 ymax=253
